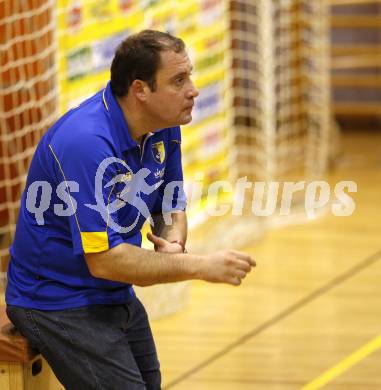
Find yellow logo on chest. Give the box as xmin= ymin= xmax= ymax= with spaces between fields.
xmin=152 ymin=141 xmax=166 ymax=164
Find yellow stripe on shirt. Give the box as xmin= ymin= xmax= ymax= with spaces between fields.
xmin=80 ymin=232 xmax=109 ymax=253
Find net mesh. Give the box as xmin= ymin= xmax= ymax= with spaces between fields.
xmin=229 ymin=0 xmax=330 ymax=183
xmin=0 ymin=0 xmax=58 ymax=275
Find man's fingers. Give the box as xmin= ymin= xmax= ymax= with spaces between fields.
xmin=235 ymin=269 xmax=247 ymax=279
xmin=231 ymin=250 xmax=256 ymax=267
xmin=229 ymin=276 xmax=242 ymax=286
xmin=146 ymin=232 xmax=166 ymax=246
xmin=146 ymin=232 xmax=156 ymax=243
xmin=234 ymin=259 xmax=253 ymax=272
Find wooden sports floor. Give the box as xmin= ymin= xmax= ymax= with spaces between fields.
xmin=149 ymin=129 xmax=381 ymax=390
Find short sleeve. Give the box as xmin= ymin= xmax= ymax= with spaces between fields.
xmin=49 ymin=132 xmax=124 ymax=256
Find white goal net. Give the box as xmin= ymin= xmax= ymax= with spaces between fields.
xmin=0 ymin=0 xmax=58 ymax=275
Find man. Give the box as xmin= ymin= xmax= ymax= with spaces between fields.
xmin=6 ymin=30 xmax=255 ymax=389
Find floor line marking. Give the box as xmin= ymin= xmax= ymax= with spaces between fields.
xmin=163 ymin=249 xmax=381 ymax=389
xmin=301 ymin=333 xmax=381 ymax=390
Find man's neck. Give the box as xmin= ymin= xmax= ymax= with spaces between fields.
xmin=116 ymin=96 xmax=155 ymax=142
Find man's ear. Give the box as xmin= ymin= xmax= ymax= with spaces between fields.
xmin=130 ymin=80 xmax=149 ymax=101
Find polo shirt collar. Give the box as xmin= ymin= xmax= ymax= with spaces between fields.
xmin=102 ymin=81 xmax=138 ymax=151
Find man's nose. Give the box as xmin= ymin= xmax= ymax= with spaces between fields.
xmin=188 ymin=80 xmax=199 ymax=98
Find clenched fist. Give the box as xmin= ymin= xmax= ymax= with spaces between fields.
xmin=199 ymin=250 xmax=256 ymax=286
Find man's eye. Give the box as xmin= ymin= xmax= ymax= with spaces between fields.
xmin=175 ymin=78 xmax=185 ymax=85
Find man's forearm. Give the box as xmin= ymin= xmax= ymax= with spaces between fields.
xmin=86 ymin=243 xmax=199 ymax=287
xmin=85 ymin=241 xmax=256 ymax=287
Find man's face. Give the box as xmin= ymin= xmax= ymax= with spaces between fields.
xmin=145 ymin=50 xmax=199 ymax=128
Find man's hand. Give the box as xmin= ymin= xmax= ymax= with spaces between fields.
xmin=147 ymin=234 xmax=255 ymax=285
xmin=198 ymin=250 xmax=256 ymax=286
xmin=147 ymin=232 xmax=184 ymax=254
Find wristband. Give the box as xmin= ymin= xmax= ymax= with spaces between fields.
xmin=170 ymin=240 xmax=187 ymax=253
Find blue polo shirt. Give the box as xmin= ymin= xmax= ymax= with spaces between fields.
xmin=6 ymin=82 xmax=186 ymax=310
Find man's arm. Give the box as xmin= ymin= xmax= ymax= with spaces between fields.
xmin=151 ymin=211 xmax=187 ymax=243
xmin=85 ymin=243 xmax=255 ymax=287
xmin=148 ymin=211 xmax=187 ymax=253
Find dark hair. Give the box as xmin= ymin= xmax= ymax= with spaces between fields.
xmin=110 ymin=30 xmax=185 ymax=97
